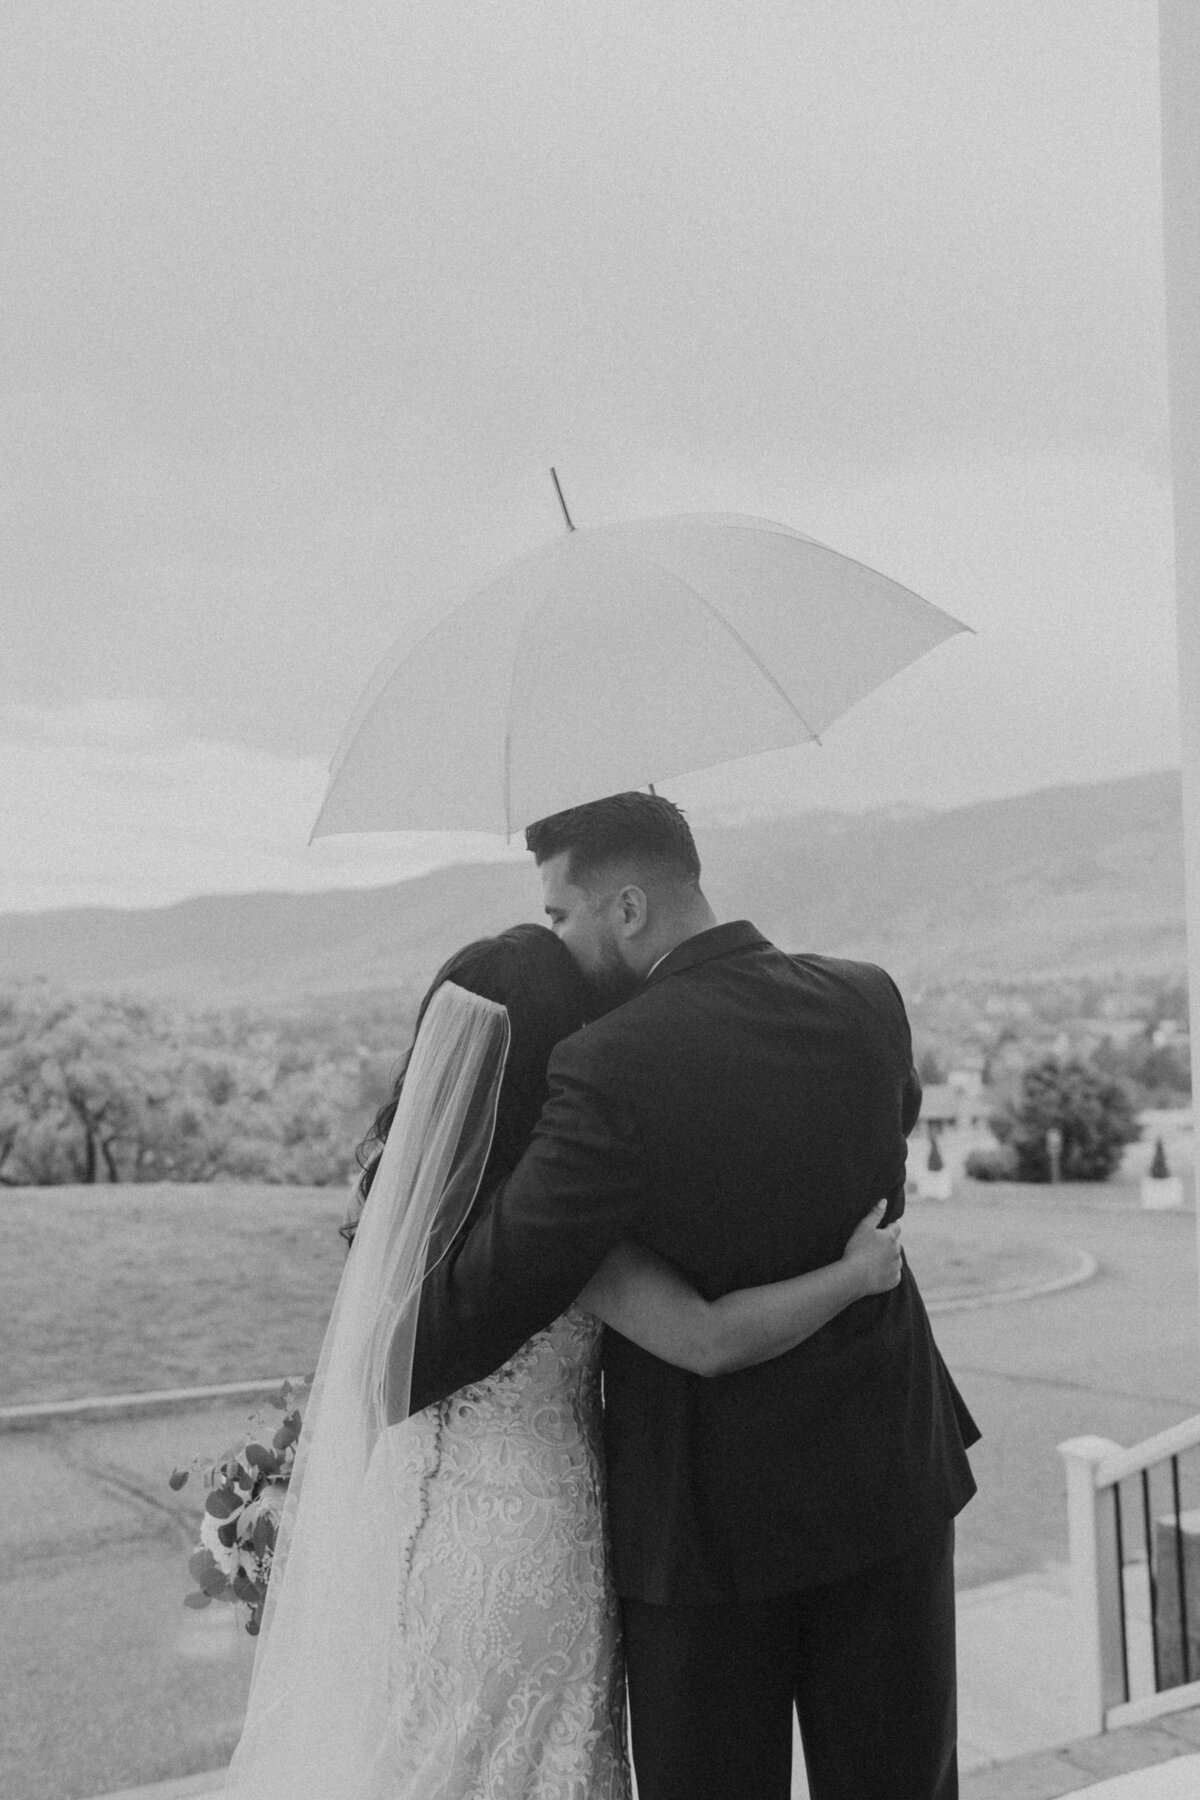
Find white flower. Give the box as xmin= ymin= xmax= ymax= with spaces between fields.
xmin=240 ymin=1479 xmax=288 ymax=1537
xmin=199 ymin=1507 xmax=238 ymax=1577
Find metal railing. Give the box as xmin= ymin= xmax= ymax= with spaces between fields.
xmin=1060 ymin=1417 xmax=1200 ymax=1735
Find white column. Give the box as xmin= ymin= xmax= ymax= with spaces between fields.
xmin=1159 ymin=1 xmax=1200 ymax=1315
xmin=1059 ymin=1436 xmax=1127 ymax=1735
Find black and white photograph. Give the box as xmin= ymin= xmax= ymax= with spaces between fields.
xmin=3 ymin=5 xmax=1200 ymax=1799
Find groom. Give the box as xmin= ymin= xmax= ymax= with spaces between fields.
xmin=410 ymin=791 xmax=979 ymax=1800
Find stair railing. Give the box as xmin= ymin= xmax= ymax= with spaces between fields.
xmin=1060 ymin=1417 xmax=1200 ymax=1736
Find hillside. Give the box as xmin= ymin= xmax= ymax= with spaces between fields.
xmin=0 ymin=770 xmax=1186 ymax=1001
xmin=697 ymin=770 xmax=1187 ymax=983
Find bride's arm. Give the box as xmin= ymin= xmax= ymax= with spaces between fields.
xmin=576 ymin=1201 xmax=902 ymax=1377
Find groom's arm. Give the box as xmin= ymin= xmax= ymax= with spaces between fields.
xmin=408 ymin=1031 xmax=646 ymax=1414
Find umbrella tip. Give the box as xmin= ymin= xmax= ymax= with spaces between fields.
xmin=550 ymin=467 xmax=575 ymax=533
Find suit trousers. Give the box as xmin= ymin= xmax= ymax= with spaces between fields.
xmin=621 ymin=1520 xmax=958 ymax=1800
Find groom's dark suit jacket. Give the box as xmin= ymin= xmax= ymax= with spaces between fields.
xmin=410 ymin=920 xmax=979 ymax=1605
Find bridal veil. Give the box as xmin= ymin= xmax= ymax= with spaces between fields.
xmin=222 ymin=981 xmax=511 ymax=1800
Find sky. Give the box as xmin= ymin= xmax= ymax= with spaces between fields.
xmin=0 ymin=0 xmax=1180 ymax=911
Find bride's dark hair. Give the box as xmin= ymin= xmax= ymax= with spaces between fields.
xmin=342 ymin=923 xmax=591 ymax=1246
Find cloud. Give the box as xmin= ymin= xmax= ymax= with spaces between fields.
xmin=0 ymin=2 xmax=1166 ymax=469
xmin=0 ymin=437 xmax=1184 ymax=915
xmin=0 ymin=0 xmax=1180 ymax=892
xmin=0 ymin=697 xmax=171 ymax=747
xmin=0 ymin=704 xmax=521 ymax=913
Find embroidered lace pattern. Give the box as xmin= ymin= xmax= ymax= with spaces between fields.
xmin=385 ymin=1305 xmax=632 ymax=1799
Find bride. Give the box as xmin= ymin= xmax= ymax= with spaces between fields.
xmin=222 ymin=923 xmax=903 ymax=1800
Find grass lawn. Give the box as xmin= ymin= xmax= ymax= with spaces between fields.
xmin=3 ymin=1184 xmax=348 ymax=1405
xmin=1 ymin=1182 xmax=1083 ymax=1406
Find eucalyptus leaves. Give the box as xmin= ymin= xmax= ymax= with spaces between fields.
xmin=170 ymin=1376 xmax=312 ymax=1636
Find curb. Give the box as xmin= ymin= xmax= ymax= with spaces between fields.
xmin=955 ymin=1562 xmax=1070 ymax=1610
xmin=78 ymin=1772 xmax=226 ymax=1800
xmin=0 ymin=1377 xmax=294 ymax=1433
xmin=962 ymin=1736 xmax=1200 ymax=1799
xmin=952 ymin=1181 xmax=1196 ymax=1218
xmin=926 ymin=1248 xmax=1099 ymax=1315
xmin=0 ymin=1248 xmax=1099 ymax=1431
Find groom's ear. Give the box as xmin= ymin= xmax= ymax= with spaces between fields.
xmin=615 ymin=884 xmax=649 ymax=936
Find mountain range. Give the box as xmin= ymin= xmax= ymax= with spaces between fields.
xmin=0 ymin=770 xmax=1186 ymax=1002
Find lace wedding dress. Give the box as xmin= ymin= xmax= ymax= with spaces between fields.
xmin=385 ymin=1304 xmax=632 ymax=1800
xmin=222 ymin=989 xmax=628 ymax=1800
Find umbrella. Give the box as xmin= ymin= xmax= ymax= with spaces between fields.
xmin=311 ymin=506 xmax=969 ymax=839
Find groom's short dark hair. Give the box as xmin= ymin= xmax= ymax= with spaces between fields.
xmin=526 ymin=792 xmax=701 ymax=886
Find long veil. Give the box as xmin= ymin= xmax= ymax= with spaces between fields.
xmin=222 ymin=981 xmax=511 ymax=1800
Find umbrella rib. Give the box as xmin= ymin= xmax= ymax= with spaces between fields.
xmin=632 ymin=554 xmax=824 ymax=745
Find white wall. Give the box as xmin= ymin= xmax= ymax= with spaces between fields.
xmin=1159 ymin=0 xmax=1200 ymax=1314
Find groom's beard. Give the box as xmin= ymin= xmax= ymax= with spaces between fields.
xmin=584 ymin=940 xmax=642 ymax=1011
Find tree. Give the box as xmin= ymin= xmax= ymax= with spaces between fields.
xmin=0 ymin=991 xmax=105 ymax=1183
xmin=989 ymin=1056 xmax=1140 ymax=1182
xmin=1092 ymin=1034 xmax=1191 ymax=1107
xmin=0 ymin=988 xmax=190 ymax=1182
xmin=0 ymin=981 xmax=409 ymax=1187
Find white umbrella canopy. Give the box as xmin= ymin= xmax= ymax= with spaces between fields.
xmin=312 ymin=512 xmax=969 ymax=839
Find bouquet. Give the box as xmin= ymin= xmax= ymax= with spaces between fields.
xmin=169 ymin=1375 xmax=312 ymax=1636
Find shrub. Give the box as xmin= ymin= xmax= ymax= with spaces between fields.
xmin=989 ymin=1056 xmax=1140 ymax=1182
xmin=964 ymin=1145 xmax=1019 ymax=1183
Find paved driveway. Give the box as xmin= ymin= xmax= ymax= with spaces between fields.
xmin=1 ymin=1401 xmax=259 ymax=1800
xmin=927 ymin=1186 xmax=1200 ymax=1589
xmin=2 ymin=1188 xmax=1197 ymax=1800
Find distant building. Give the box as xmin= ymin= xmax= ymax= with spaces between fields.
xmin=1051 ymin=1018 xmax=1149 ymax=1058
xmin=1092 ymin=1018 xmax=1149 ymax=1050
xmin=919 ymin=1082 xmax=991 ymax=1134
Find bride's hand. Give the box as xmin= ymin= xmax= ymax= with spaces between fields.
xmin=840 ymin=1200 xmax=903 ymax=1296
